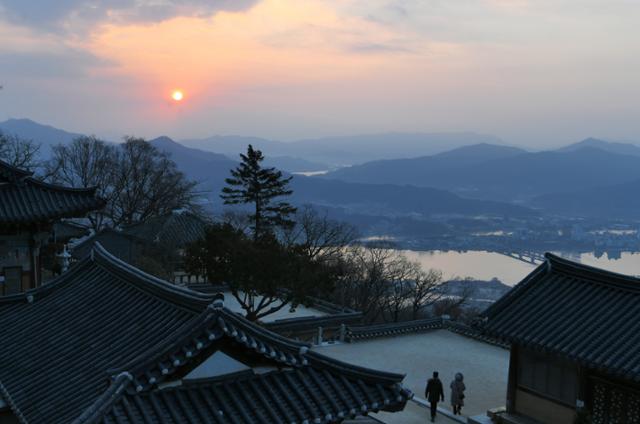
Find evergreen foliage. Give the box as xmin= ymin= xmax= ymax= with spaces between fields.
xmin=221 ymin=145 xmax=296 ymax=240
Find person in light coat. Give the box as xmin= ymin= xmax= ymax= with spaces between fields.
xmin=450 ymin=372 xmax=466 ymax=415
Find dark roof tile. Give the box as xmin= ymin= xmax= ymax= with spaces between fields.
xmin=482 ymin=253 xmax=640 ymax=381
xmin=0 ymin=160 xmax=104 ymax=224
xmin=0 ymin=243 xmax=410 ymax=423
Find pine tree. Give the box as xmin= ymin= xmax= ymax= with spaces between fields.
xmin=221 ymin=145 xmax=296 ymax=240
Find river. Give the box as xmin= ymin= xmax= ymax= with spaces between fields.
xmin=399 ymin=250 xmax=640 ymax=286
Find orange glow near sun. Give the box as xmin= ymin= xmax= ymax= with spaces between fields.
xmin=171 ymin=90 xmax=184 ymax=101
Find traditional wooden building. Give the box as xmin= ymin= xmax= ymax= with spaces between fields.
xmin=71 ymin=211 xmax=207 ymax=282
xmin=482 ymin=253 xmax=640 ymax=424
xmin=0 ymin=243 xmax=411 ymax=423
xmin=0 ymin=160 xmax=103 ymax=293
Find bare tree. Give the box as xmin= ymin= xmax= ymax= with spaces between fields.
xmin=110 ymin=137 xmax=199 ymax=227
xmin=283 ymin=206 xmax=357 ymax=262
xmin=47 ymin=136 xmax=198 ymax=229
xmin=336 ymin=244 xmax=445 ymax=323
xmin=432 ymin=281 xmax=474 ymax=320
xmin=338 ymin=245 xmax=395 ymax=323
xmin=380 ymin=256 xmax=420 ymax=323
xmin=0 ymin=132 xmax=40 ymax=170
xmin=45 ymin=136 xmax=115 ymax=229
xmin=408 ymin=268 xmax=444 ymax=320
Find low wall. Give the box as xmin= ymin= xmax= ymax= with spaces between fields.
xmin=345 ymin=317 xmax=509 ymax=348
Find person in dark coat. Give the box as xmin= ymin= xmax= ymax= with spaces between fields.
xmin=425 ymin=371 xmax=445 ymax=422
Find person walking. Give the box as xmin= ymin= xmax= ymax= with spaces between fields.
xmin=425 ymin=371 xmax=444 ymax=422
xmin=450 ymin=372 xmax=466 ymax=415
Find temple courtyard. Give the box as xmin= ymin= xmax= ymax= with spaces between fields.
xmin=317 ymin=329 xmax=509 ymax=422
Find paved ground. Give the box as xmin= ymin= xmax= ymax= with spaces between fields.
xmin=316 ymin=330 xmax=509 ymax=420
xmin=371 ymin=401 xmax=461 ymax=424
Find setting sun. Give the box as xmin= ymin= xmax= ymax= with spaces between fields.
xmin=171 ymin=90 xmax=184 ymax=101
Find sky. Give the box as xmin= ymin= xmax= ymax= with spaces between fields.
xmin=0 ymin=0 xmax=638 ymax=147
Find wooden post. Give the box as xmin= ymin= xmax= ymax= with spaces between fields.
xmin=576 ymin=365 xmax=587 ymax=412
xmin=506 ymin=344 xmax=518 ymax=413
xmin=339 ymin=324 xmax=346 ymax=342
xmin=316 ymin=326 xmax=323 ymax=345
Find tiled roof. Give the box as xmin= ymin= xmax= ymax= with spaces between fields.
xmin=0 ymin=160 xmax=104 ymax=224
xmin=482 ymin=253 xmax=640 ymax=381
xmin=0 ymin=243 xmax=410 ymax=423
xmin=70 ymin=228 xmax=146 ymax=262
xmin=122 ymin=211 xmax=208 ymax=248
xmin=76 ymin=365 xmax=407 ymax=424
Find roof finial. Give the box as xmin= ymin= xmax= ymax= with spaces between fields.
xmin=209 ymin=293 xmax=224 ymax=309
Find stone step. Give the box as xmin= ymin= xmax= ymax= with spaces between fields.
xmin=468 ymin=414 xmax=493 ymax=424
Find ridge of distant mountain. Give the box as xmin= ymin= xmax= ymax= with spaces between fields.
xmin=0 ymin=118 xmax=84 ymax=156
xmin=181 ymin=132 xmax=504 ymax=166
xmin=532 ymin=178 xmax=640 ymax=220
xmin=324 ymin=143 xmax=527 ymax=186
xmin=0 ymin=119 xmax=538 ymax=225
xmin=263 ymin=156 xmax=329 ymax=173
xmin=557 ymin=137 xmax=640 ymax=157
xmin=153 ymin=135 xmax=532 ymax=218
xmin=148 ymin=136 xmax=237 ymax=196
xmin=322 ymin=145 xmax=640 ymax=202
xmin=180 ymin=135 xmax=286 ymax=156
xmin=291 ymin=177 xmax=535 ymax=218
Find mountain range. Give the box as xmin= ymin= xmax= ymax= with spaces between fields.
xmin=181 ymin=132 xmax=504 ymax=166
xmin=533 ymin=179 xmax=640 ymax=220
xmin=322 ymin=142 xmax=640 ymax=205
xmin=147 ymin=136 xmax=533 ymax=220
xmin=2 ymin=118 xmax=640 ymax=221
xmin=556 ymin=137 xmax=640 ymax=157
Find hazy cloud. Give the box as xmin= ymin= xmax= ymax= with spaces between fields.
xmin=0 ymin=0 xmax=258 ymax=32
xmin=0 ymin=49 xmax=111 ymax=78
xmin=347 ymin=42 xmax=414 ymax=54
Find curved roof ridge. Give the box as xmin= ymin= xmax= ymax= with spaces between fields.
xmin=109 ymin=305 xmax=310 ymax=391
xmin=545 ymin=252 xmax=640 ymax=289
xmin=0 ymin=159 xmax=33 ymax=180
xmin=91 ymin=242 xmax=215 ymax=311
xmin=23 ymin=176 xmax=100 ymax=194
xmin=481 ymin=260 xmax=549 ymax=320
xmin=109 ymin=308 xmax=216 ymax=380
xmin=305 ymin=350 xmax=407 ymax=385
xmin=70 ymin=228 xmax=147 ymax=256
xmin=0 ymin=257 xmax=94 ymax=306
xmin=111 ymin=303 xmax=407 ymax=392
xmin=219 ymin=306 xmax=308 ymax=350
xmin=0 ymin=379 xmax=28 ymax=424
xmin=71 ymin=372 xmax=133 ymax=424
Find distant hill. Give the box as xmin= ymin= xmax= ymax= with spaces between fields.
xmin=323 ymin=145 xmax=640 ymax=202
xmin=149 ymin=136 xmax=237 ymax=206
xmin=0 ymin=118 xmax=84 ymax=157
xmin=291 ymin=177 xmax=535 ymax=218
xmin=557 ymin=137 xmax=640 ymax=157
xmin=532 ymin=179 xmax=640 ymax=219
xmin=290 ymin=132 xmax=504 ymax=165
xmin=324 ymin=143 xmax=527 ymax=186
xmin=181 ymin=135 xmax=330 ymax=172
xmin=182 ymin=132 xmax=504 ymax=167
xmin=180 ymin=135 xmax=285 ymax=157
xmin=263 ymin=156 xmax=328 ymax=173
xmin=151 ymin=136 xmax=535 ymax=219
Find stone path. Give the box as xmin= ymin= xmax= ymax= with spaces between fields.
xmin=317 ymin=329 xmax=509 ymax=419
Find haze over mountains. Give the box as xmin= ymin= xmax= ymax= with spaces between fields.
xmin=145 ymin=136 xmax=533 ymax=221
xmin=323 ymin=144 xmax=640 ymax=204
xmin=1 ymin=118 xmax=639 ymax=222
xmin=181 ymin=132 xmax=504 ymax=167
